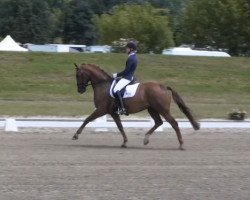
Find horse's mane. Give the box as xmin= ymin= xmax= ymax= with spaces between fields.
xmin=81 ymin=63 xmax=111 ymax=79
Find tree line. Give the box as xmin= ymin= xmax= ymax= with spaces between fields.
xmin=0 ymin=0 xmax=249 ymax=55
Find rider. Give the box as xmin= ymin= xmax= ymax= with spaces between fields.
xmin=113 ymin=41 xmax=138 ymax=115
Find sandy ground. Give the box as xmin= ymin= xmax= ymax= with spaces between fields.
xmin=0 ymin=128 xmax=250 ymax=200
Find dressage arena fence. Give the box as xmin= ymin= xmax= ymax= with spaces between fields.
xmin=1 ymin=116 xmax=250 ymax=132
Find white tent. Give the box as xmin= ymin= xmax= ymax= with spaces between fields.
xmin=0 ymin=35 xmax=28 ymax=52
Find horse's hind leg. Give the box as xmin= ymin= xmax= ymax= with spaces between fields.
xmin=161 ymin=112 xmax=184 ymax=150
xmin=144 ymin=107 xmax=163 ymax=145
xmin=111 ymin=113 xmax=128 ymax=148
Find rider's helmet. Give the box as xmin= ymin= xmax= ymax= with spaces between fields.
xmin=126 ymin=41 xmax=137 ymax=51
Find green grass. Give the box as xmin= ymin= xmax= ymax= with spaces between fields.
xmin=0 ymin=52 xmax=249 ymax=118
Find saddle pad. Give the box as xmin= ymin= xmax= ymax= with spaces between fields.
xmin=110 ymin=80 xmax=140 ymax=98
xmin=123 ymin=83 xmax=140 ymax=98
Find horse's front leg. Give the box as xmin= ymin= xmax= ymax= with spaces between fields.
xmin=111 ymin=113 xmax=128 ymax=148
xmin=72 ymin=108 xmax=106 ymax=140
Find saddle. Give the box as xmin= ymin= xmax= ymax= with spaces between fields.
xmin=109 ymin=78 xmax=140 ymax=99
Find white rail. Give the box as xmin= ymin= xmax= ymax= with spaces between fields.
xmin=1 ymin=116 xmax=250 ymax=132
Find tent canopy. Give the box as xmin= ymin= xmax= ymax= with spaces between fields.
xmin=0 ymin=35 xmax=28 ymax=52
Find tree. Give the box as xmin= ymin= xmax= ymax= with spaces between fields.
xmin=63 ymin=0 xmax=96 ymax=45
xmin=0 ymin=0 xmax=15 ymax=37
xmin=177 ymin=0 xmax=250 ymax=56
xmin=94 ymin=4 xmax=174 ymax=53
xmin=0 ymin=0 xmax=185 ymax=46
xmin=62 ymin=0 xmax=146 ymax=45
xmin=61 ymin=0 xmax=116 ymax=44
xmin=45 ymin=0 xmax=70 ymax=42
xmin=0 ymin=0 xmax=54 ymax=43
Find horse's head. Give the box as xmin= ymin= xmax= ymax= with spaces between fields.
xmin=74 ymin=63 xmax=112 ymax=94
xmin=74 ymin=63 xmax=89 ymax=94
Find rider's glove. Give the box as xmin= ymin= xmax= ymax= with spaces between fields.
xmin=112 ymin=73 xmax=117 ymax=78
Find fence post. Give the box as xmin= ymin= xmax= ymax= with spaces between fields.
xmin=5 ymin=118 xmax=18 ymax=132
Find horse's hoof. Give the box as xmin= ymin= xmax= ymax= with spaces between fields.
xmin=121 ymin=144 xmax=127 ymax=148
xmin=72 ymin=135 xmax=78 ymax=140
xmin=143 ymin=138 xmax=149 ymax=145
xmin=179 ymin=145 xmax=185 ymax=151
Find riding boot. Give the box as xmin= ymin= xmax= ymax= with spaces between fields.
xmin=116 ymin=91 xmax=127 ymax=115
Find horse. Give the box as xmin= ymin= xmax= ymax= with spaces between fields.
xmin=73 ymin=63 xmax=200 ymax=150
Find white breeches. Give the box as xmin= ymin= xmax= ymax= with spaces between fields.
xmin=113 ymin=78 xmax=131 ymax=93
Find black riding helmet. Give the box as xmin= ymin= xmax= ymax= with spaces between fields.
xmin=126 ymin=41 xmax=137 ymax=50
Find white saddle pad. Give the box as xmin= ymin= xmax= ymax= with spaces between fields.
xmin=110 ymin=80 xmax=140 ymax=98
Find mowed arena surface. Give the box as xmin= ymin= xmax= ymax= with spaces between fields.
xmin=0 ymin=128 xmax=250 ymax=200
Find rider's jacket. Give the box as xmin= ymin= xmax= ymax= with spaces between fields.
xmin=117 ymin=52 xmax=137 ymax=81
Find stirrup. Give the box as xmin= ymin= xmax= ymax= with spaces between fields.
xmin=117 ymin=108 xmax=127 ymax=115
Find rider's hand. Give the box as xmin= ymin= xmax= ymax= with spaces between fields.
xmin=112 ymin=73 xmax=117 ymax=78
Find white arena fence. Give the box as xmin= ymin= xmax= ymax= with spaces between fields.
xmin=1 ymin=116 xmax=250 ymax=132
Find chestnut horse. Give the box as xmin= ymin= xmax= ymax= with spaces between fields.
xmin=73 ymin=63 xmax=200 ymax=149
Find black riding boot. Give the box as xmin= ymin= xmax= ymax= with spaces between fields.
xmin=116 ymin=91 xmax=127 ymax=115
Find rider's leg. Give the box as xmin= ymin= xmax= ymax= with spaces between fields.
xmin=113 ymin=78 xmax=130 ymax=114
xmin=116 ymin=90 xmax=126 ymax=114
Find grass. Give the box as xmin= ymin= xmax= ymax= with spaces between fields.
xmin=0 ymin=52 xmax=249 ymax=119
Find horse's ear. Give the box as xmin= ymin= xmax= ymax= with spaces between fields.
xmin=74 ymin=63 xmax=79 ymax=70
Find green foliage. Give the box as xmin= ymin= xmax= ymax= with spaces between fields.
xmin=111 ymin=38 xmax=138 ymax=53
xmin=0 ymin=0 xmax=249 ymax=56
xmin=63 ymin=0 xmax=95 ymax=44
xmin=0 ymin=0 xmax=54 ymax=43
xmin=178 ymin=0 xmax=250 ymax=56
xmin=94 ymin=4 xmax=174 ymax=53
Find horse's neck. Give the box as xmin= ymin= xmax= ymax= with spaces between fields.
xmin=89 ymin=69 xmax=110 ymax=89
xmin=92 ymin=77 xmax=111 ymax=107
xmin=87 ymin=66 xmax=112 ymax=103
xmin=90 ymin=73 xmax=111 ymax=86
xmin=88 ymin=67 xmax=109 ymax=83
xmin=88 ymin=67 xmax=111 ymax=87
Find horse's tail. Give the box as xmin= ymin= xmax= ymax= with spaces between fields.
xmin=167 ymin=86 xmax=200 ymax=130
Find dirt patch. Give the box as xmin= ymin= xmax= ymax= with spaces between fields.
xmin=0 ymin=128 xmax=250 ymax=200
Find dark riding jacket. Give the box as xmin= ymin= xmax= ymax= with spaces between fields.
xmin=117 ymin=52 xmax=137 ymax=81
